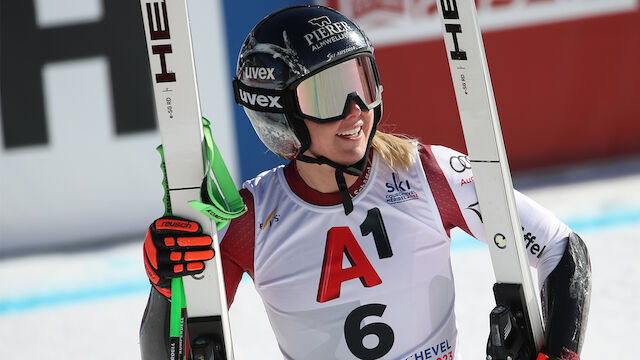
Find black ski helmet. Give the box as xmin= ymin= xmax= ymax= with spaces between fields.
xmin=233 ymin=5 xmax=382 ymax=163
xmin=232 ymin=5 xmax=383 ymax=214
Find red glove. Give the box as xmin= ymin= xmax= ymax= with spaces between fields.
xmin=143 ymin=216 xmax=215 ymax=298
xmin=537 ymin=349 xmax=580 ymax=360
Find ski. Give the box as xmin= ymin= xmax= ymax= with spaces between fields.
xmin=435 ymin=1 xmax=544 ymax=359
xmin=139 ymin=0 xmax=239 ymax=359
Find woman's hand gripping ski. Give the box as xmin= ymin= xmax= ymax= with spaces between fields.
xmin=143 ymin=216 xmax=215 ymax=298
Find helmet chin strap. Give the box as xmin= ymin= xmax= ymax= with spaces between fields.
xmin=292 ymin=104 xmax=381 ymax=215
xmin=295 ymin=121 xmax=376 ymax=215
xmin=296 ymin=150 xmax=369 ymax=216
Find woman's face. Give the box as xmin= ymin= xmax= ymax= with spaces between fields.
xmin=303 ymin=101 xmax=374 ymax=166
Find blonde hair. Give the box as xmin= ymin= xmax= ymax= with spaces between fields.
xmin=371 ymin=131 xmax=418 ymax=171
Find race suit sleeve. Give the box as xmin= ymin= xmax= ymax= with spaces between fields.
xmin=420 ymin=144 xmax=571 ymax=287
xmin=218 ymin=188 xmax=256 ymax=307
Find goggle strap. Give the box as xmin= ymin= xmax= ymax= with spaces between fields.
xmin=233 ymin=78 xmax=289 ymax=114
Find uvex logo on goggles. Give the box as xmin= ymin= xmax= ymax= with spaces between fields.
xmin=233 ymin=79 xmax=287 ymax=113
xmin=238 ymin=89 xmax=282 ymax=109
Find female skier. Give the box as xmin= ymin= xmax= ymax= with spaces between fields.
xmin=140 ymin=5 xmax=590 ymax=360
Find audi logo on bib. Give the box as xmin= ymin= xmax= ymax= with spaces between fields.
xmin=449 ymin=155 xmax=471 ymax=173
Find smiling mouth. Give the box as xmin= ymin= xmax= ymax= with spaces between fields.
xmin=336 ymin=126 xmax=362 ymax=138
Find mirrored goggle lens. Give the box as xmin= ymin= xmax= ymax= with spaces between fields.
xmin=296 ymin=56 xmax=379 ymax=120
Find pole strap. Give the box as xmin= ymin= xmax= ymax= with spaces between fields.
xmin=188 ymin=117 xmax=247 ymax=230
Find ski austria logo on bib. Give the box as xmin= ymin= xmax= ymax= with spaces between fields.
xmin=385 ymin=172 xmax=419 ymax=204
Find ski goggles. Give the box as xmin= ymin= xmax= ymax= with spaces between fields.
xmin=233 ymin=54 xmax=382 ymax=123
xmin=294 ymin=55 xmax=381 ymax=122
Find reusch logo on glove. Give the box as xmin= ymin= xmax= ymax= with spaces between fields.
xmin=156 ymin=219 xmax=198 ymax=232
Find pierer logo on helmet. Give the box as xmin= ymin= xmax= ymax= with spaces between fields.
xmin=308 ymin=16 xmax=331 ymax=27
xmin=304 ymin=16 xmax=353 ymax=51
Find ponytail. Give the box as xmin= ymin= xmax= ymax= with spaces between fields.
xmin=371 ymin=131 xmax=418 ymax=171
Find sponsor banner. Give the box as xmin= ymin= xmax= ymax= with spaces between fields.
xmin=323 ymin=0 xmax=639 ymax=45
xmin=323 ymin=0 xmax=640 ymax=173
xmin=0 ymin=0 xmax=237 ymax=254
